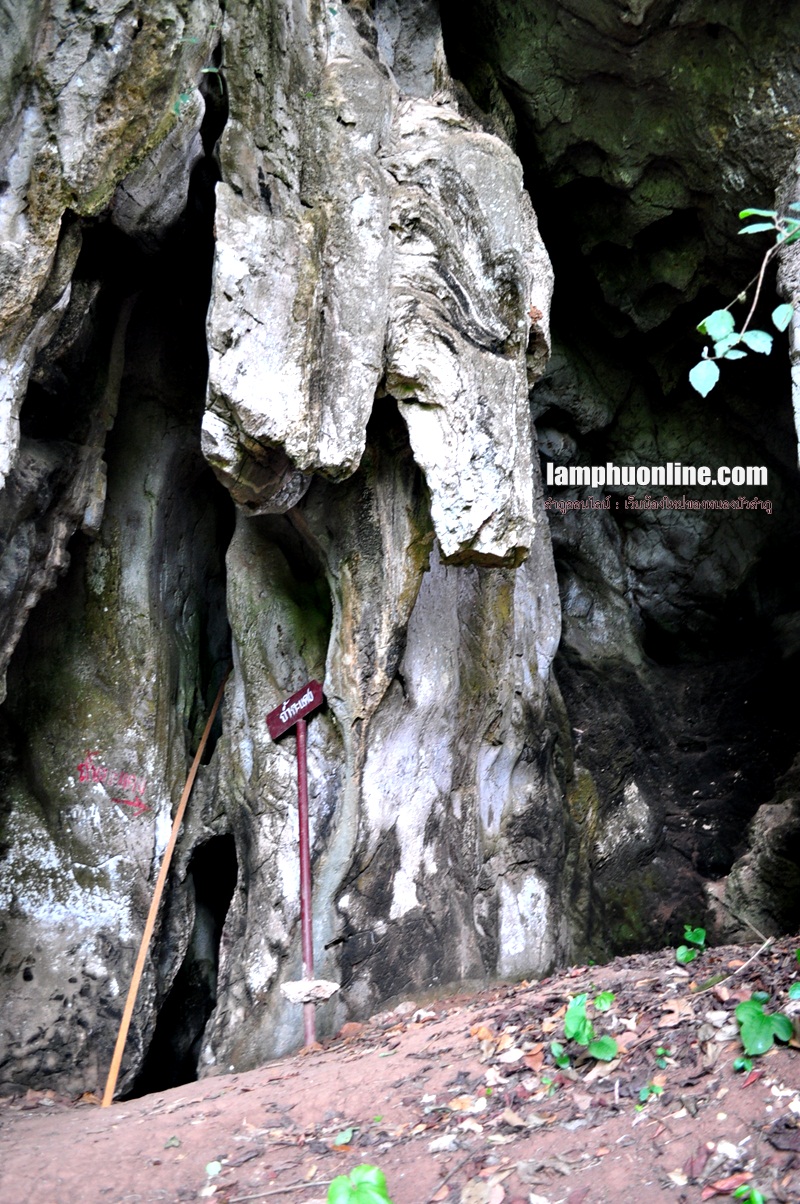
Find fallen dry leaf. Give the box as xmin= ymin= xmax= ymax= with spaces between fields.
xmin=701 ymin=1172 xmax=753 ymax=1199
xmin=449 ymin=1095 xmax=487 ymax=1113
xmin=497 ymin=1047 xmax=525 ymax=1064
xmin=496 ymin=1107 xmax=526 ymax=1128
xmin=683 ymin=1143 xmax=711 ymax=1180
xmin=471 ymin=1023 xmax=495 ymax=1041
xmin=460 ymin=1177 xmax=504 ymax=1203
xmin=659 ymin=998 xmax=694 ymax=1027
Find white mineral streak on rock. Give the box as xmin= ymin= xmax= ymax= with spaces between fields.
xmin=594 ymin=780 xmax=655 ymax=865
xmin=497 ymin=873 xmax=552 ymax=977
xmin=204 ymin=3 xmax=553 ymax=564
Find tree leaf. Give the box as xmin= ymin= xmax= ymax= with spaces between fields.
xmin=724 ymin=349 xmax=748 ymax=359
xmin=328 ymin=1166 xmax=392 ymax=1204
xmin=713 ymin=333 xmax=741 ymax=356
xmin=588 ymin=1035 xmax=618 ymax=1061
xmin=697 ymin=309 xmax=735 ymax=339
xmin=788 ymin=982 xmax=800 ymax=1000
xmin=688 ymin=360 xmax=720 ymax=397
xmin=741 ymin=329 xmax=773 ymax=354
xmin=771 ymin=1013 xmax=794 ymax=1044
xmin=350 ymin=1166 xmax=389 ymax=1189
xmin=772 ymin=303 xmax=794 ymax=331
xmin=564 ymin=994 xmax=594 ymax=1045
xmin=738 ymin=1014 xmax=775 ymax=1056
xmin=735 ymin=1000 xmax=776 ymax=1055
xmin=783 ymin=228 xmax=800 ymax=246
xmin=683 ymin=926 xmax=706 ymax=947
xmin=334 ymin=1127 xmax=355 ymax=1146
xmin=594 ymin=990 xmax=615 ymax=1012
xmin=738 ymin=208 xmax=777 ymax=219
xmin=676 ymin=944 xmax=698 ymax=964
xmin=738 ymin=222 xmax=777 ymax=235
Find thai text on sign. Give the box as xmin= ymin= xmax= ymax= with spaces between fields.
xmin=266 ymin=679 xmax=324 ymax=740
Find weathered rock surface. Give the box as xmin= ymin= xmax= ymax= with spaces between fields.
xmin=204 ymin=0 xmax=552 ymax=566
xmin=0 ymin=0 xmax=565 ymax=1096
xmin=0 ymin=0 xmax=221 ymax=700
xmin=1 ymin=0 xmax=800 ymax=1100
xmin=444 ymin=0 xmax=800 ymax=954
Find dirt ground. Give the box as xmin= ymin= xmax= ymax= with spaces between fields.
xmin=2 ymin=935 xmax=800 ymax=1204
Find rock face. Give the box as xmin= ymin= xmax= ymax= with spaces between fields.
xmin=444 ymin=0 xmax=800 ymax=955
xmin=0 ymin=0 xmax=799 ymax=1099
xmin=203 ymin=0 xmax=551 ymax=566
xmin=0 ymin=0 xmax=566 ymax=1095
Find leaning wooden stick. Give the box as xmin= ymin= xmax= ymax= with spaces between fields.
xmin=101 ymin=670 xmax=230 ymax=1107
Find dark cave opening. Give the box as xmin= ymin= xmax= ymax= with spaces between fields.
xmin=438 ymin=2 xmax=800 ymax=952
xmin=126 ymin=834 xmax=239 ymax=1097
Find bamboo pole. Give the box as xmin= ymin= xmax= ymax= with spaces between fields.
xmin=101 ymin=671 xmax=230 ymax=1107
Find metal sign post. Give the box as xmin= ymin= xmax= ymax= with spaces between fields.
xmin=266 ymin=679 xmax=332 ymax=1046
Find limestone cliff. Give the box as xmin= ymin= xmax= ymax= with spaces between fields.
xmin=0 ymin=0 xmax=798 ymax=1098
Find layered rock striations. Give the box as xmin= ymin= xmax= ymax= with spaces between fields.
xmin=0 ymin=0 xmax=565 ymax=1094
xmin=2 ymin=0 xmax=800 ymax=1098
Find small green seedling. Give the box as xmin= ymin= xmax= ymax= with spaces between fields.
xmin=550 ymin=1040 xmax=570 ymax=1069
xmin=563 ymin=994 xmax=619 ymax=1061
xmin=655 ymin=1046 xmax=673 ymax=1069
xmin=735 ymin=996 xmax=793 ymax=1056
xmin=733 ymin=1185 xmax=766 ymax=1204
xmin=733 ymin=1055 xmax=754 ymax=1073
xmin=594 ymin=990 xmax=615 ymax=1012
xmin=636 ymin=1082 xmax=664 ymax=1109
xmin=328 ymin=1165 xmax=394 ymax=1204
xmin=676 ymin=924 xmax=706 ymax=965
xmin=788 ymin=982 xmax=800 ymax=1000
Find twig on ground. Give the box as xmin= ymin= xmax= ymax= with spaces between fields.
xmin=230 ymin=1181 xmax=333 ymax=1202
xmin=425 ymin=1148 xmax=477 ymax=1203
xmin=691 ymin=936 xmax=775 ymax=994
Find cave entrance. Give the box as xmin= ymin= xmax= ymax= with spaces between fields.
xmin=127 ymin=834 xmax=238 ymax=1097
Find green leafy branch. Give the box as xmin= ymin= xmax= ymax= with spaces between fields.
xmin=689 ymin=205 xmax=800 ymax=397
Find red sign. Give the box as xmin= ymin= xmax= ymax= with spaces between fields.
xmin=266 ymin=679 xmax=324 ymax=740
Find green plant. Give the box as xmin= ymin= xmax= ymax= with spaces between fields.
xmin=563 ymin=994 xmax=619 ymax=1061
xmin=637 ymin=1082 xmax=664 ymax=1105
xmin=735 ymin=996 xmax=793 ymax=1056
xmin=733 ymin=1185 xmax=766 ymax=1204
xmin=655 ymin=1046 xmax=673 ymax=1069
xmin=689 ymin=206 xmax=799 ymax=396
xmin=550 ymin=1039 xmax=570 ymax=1069
xmin=733 ymin=1055 xmax=754 ymax=1073
xmin=676 ymin=924 xmax=706 ymax=965
xmin=328 ymin=1165 xmax=393 ymax=1204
